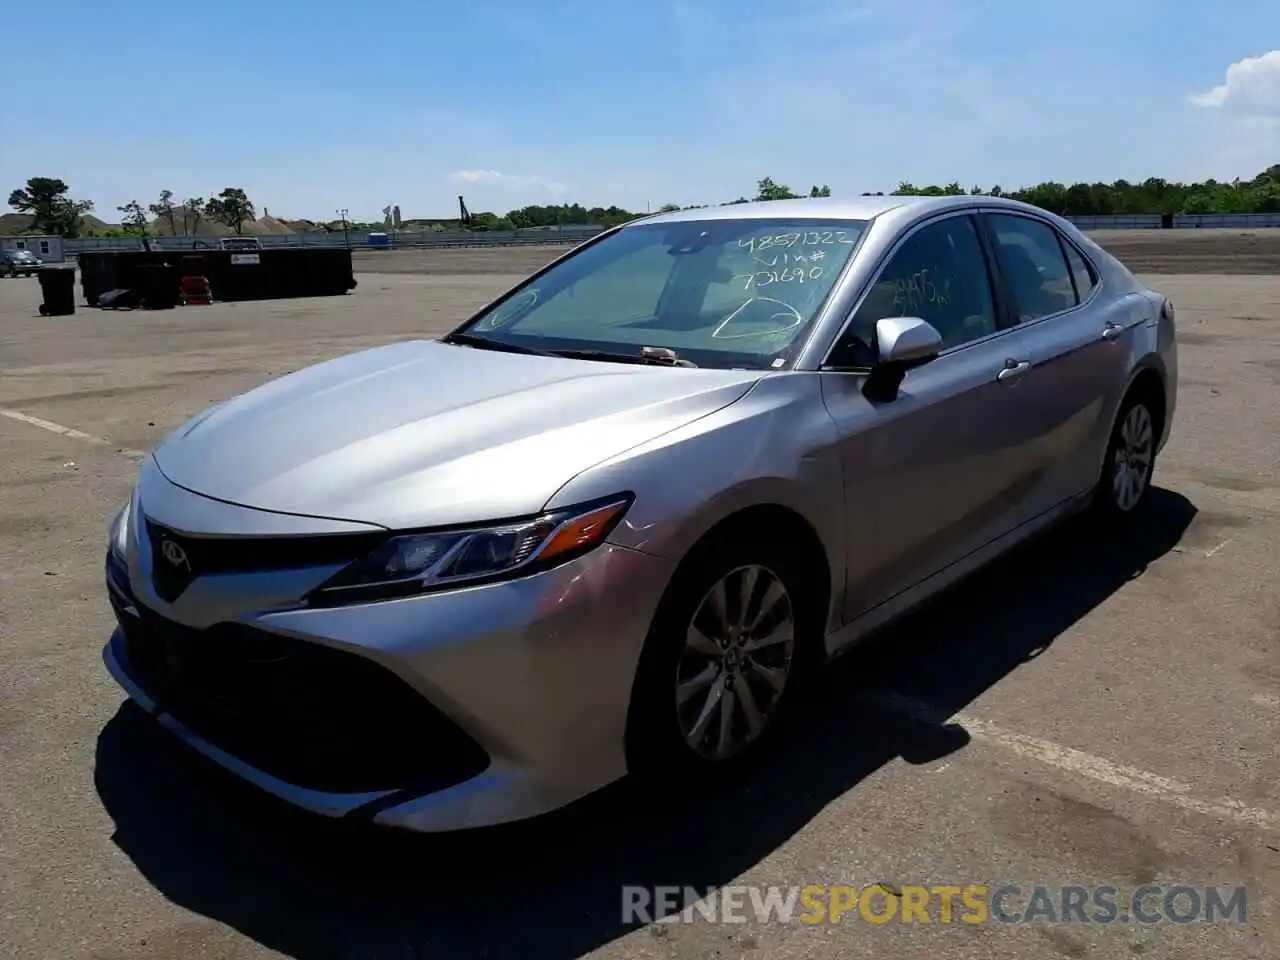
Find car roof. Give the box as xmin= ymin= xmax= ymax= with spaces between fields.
xmin=623 ymin=194 xmax=1056 ymax=227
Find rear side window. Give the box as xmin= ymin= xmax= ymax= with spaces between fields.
xmin=1062 ymin=241 xmax=1097 ymax=301
xmin=986 ymin=214 xmax=1078 ymax=322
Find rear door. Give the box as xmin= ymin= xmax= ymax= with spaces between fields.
xmin=978 ymin=212 xmax=1136 ymax=521
xmin=820 ymin=212 xmax=1044 ymax=622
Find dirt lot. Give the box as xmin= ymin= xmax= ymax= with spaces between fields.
xmin=0 ymin=241 xmax=1278 ymax=959
xmin=1088 ymin=229 xmax=1280 ymax=275
xmin=350 ymin=227 xmax=1280 ymax=277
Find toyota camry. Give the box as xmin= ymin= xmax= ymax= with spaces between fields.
xmin=104 ymin=195 xmax=1177 ymax=832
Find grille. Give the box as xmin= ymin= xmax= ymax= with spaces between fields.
xmin=144 ymin=519 xmax=386 ymax=602
xmin=113 ymin=601 xmax=491 ymax=795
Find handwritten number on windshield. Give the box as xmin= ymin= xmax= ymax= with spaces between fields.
xmin=735 ymin=265 xmax=826 ymax=290
xmin=737 ymin=231 xmax=857 ymax=254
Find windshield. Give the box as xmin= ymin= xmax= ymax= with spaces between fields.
xmin=456 ymin=217 xmax=867 ymax=369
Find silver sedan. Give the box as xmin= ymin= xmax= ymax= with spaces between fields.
xmin=103 ymin=195 xmax=1177 ymax=832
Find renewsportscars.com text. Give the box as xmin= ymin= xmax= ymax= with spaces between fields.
xmin=622 ymin=884 xmax=1248 ymax=926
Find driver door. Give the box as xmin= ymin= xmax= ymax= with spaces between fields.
xmin=819 ymin=213 xmax=1042 ymax=622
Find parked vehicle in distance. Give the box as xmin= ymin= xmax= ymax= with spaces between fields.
xmin=2 ymin=249 xmax=42 ymax=276
xmin=217 ymin=236 xmax=261 ymax=251
xmin=103 ymin=195 xmax=1178 ymax=833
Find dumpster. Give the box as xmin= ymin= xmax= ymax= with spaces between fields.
xmin=37 ymin=266 xmax=76 ymax=316
xmin=135 ymin=262 xmax=178 ymax=309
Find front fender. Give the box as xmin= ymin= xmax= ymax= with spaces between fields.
xmin=547 ymin=374 xmax=846 ymax=630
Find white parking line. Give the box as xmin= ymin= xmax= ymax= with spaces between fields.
xmin=0 ymin=408 xmax=147 ymax=459
xmin=1204 ymin=537 xmax=1234 ymax=558
xmin=862 ymin=690 xmax=1280 ymax=833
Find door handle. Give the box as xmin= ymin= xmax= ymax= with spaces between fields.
xmin=996 ymin=359 xmax=1031 ymax=383
xmin=1101 ymin=322 xmax=1123 ymax=342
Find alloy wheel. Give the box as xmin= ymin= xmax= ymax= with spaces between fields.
xmin=1112 ymin=402 xmax=1154 ymax=512
xmin=675 ymin=564 xmax=795 ymax=761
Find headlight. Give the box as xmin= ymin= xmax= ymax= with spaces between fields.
xmin=309 ymin=494 xmax=633 ymax=605
xmin=108 ymin=500 xmax=132 ymax=558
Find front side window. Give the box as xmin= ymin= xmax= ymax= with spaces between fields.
xmin=840 ymin=215 xmax=998 ymax=364
xmin=458 ymin=218 xmax=868 ymax=369
xmin=986 ymin=214 xmax=1078 ymax=322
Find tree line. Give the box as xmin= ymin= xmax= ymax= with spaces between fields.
xmin=4 ymin=179 xmax=258 ymax=238
xmin=7 ymin=165 xmax=1280 ymax=238
xmin=116 ymin=188 xmax=256 ymax=237
xmin=876 ymin=164 xmax=1280 ymax=216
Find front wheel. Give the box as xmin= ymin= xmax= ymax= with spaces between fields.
xmin=1093 ymin=394 xmax=1158 ymax=518
xmin=626 ymin=535 xmax=819 ymax=780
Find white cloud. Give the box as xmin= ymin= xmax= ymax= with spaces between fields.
xmin=449 ymin=169 xmax=504 ymax=183
xmin=1188 ymin=51 xmax=1280 ymax=180
xmin=1189 ymin=50 xmax=1280 ymax=112
xmin=448 ymin=169 xmax=568 ymax=194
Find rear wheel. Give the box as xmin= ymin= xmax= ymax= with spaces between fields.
xmin=1093 ymin=393 xmax=1158 ymax=518
xmin=626 ymin=534 xmax=819 ymax=780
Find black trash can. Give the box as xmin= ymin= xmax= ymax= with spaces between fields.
xmin=37 ymin=266 xmax=76 ymax=317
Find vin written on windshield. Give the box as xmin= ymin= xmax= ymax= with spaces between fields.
xmin=456 ymin=217 xmax=868 ymax=371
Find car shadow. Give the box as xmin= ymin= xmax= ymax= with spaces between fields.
xmin=94 ymin=488 xmax=1196 ymax=959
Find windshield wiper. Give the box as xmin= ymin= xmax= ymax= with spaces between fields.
xmin=550 ymin=346 xmax=698 ymax=368
xmin=444 ymin=333 xmax=697 ymax=367
xmin=441 ymin=332 xmax=557 ymax=357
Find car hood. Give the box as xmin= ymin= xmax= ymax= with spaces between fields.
xmin=152 ymin=339 xmax=763 ymax=529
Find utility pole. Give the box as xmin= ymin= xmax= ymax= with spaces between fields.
xmin=336 ymin=208 xmax=350 ymax=249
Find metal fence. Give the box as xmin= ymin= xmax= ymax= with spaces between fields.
xmin=1068 ymin=215 xmax=1164 ymax=230
xmin=1072 ymin=212 xmax=1280 ymax=230
xmin=61 ymin=210 xmax=1280 ymax=257
xmin=1172 ymin=212 xmax=1280 ymax=228
xmin=64 ymin=226 xmax=604 ymax=255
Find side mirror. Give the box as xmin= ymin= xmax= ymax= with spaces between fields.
xmin=863 ymin=316 xmax=943 ymax=402
xmin=876 ymin=316 xmax=942 ymax=366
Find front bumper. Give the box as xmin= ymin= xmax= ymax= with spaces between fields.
xmin=103 ymin=467 xmax=676 ymax=832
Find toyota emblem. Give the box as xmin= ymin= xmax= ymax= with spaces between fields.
xmin=160 ymin=539 xmax=190 ymax=570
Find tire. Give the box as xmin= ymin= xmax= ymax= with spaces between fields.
xmin=1093 ymin=391 xmax=1158 ymax=519
xmin=625 ymin=531 xmax=821 ymax=783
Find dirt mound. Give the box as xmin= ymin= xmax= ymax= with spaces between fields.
xmin=0 ymin=212 xmax=111 ymax=236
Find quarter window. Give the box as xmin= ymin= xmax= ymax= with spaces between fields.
xmin=1062 ymin=241 xmax=1097 ymax=301
xmin=986 ymin=214 xmax=1078 ymax=322
xmin=842 ymin=215 xmax=998 ymax=362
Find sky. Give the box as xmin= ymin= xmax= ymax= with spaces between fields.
xmin=1 ymin=0 xmax=1279 ymax=222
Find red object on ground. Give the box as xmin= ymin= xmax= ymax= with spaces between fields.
xmin=179 ymin=275 xmax=212 ymax=305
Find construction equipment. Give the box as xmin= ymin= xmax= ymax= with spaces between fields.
xmin=459 ymin=195 xmax=488 ymax=231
